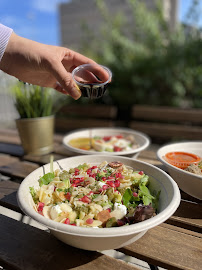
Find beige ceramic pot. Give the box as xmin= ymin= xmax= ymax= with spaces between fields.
xmin=16 ymin=115 xmax=54 ymax=155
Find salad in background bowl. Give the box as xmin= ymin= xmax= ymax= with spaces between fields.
xmin=63 ymin=127 xmax=150 ymax=158
xmin=17 ymin=155 xmax=180 ymax=251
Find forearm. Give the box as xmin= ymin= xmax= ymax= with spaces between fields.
xmin=0 ymin=31 xmax=45 ymax=77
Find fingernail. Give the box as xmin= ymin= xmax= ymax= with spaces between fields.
xmin=74 ymin=83 xmax=81 ymax=92
xmin=72 ymin=86 xmax=81 ymax=100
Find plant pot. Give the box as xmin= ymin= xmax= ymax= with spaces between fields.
xmin=16 ymin=115 xmax=55 ymax=156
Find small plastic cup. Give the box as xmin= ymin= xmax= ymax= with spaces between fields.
xmin=72 ymin=64 xmax=112 ymax=99
xmin=164 ymin=151 xmax=201 ymax=169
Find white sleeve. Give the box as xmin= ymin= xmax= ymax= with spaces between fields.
xmin=0 ymin=23 xmax=13 ymax=62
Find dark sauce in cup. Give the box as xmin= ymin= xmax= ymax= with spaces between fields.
xmin=78 ymin=81 xmax=108 ymax=99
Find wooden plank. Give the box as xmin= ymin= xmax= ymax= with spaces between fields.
xmin=130 ymin=121 xmax=202 ymax=140
xmin=119 ymin=224 xmax=202 ymax=270
xmin=137 ymin=146 xmax=159 ymax=161
xmin=55 ymin=118 xmax=115 ymax=132
xmin=181 ymin=191 xmax=202 ymax=204
xmin=0 ymin=128 xmax=66 ymax=145
xmin=0 ymin=180 xmax=21 ymax=213
xmin=0 ymin=154 xmax=19 ymax=167
xmin=54 ymin=143 xmax=78 ymax=156
xmin=0 ymin=128 xmax=21 ymax=144
xmin=23 ymin=153 xmax=66 ymax=165
xmin=167 ymin=199 xmax=202 ymax=233
xmin=132 ymin=105 xmax=202 ymax=123
xmin=53 ymin=133 xmax=64 ymax=143
xmin=0 ymin=214 xmax=138 ymax=270
xmin=161 ymin=222 xmax=202 ymax=238
xmin=0 ymin=205 xmax=47 ymax=231
xmin=59 ymin=104 xmax=117 ymax=119
xmin=0 ymin=157 xmax=39 ymax=179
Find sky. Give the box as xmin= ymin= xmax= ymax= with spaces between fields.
xmin=0 ymin=0 xmax=201 ymax=46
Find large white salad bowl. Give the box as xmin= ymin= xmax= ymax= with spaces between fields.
xmin=17 ymin=155 xmax=180 ymax=251
xmin=62 ymin=127 xmax=150 ymax=158
xmin=157 ymin=141 xmax=202 ymax=200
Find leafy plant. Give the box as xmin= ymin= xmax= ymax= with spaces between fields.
xmin=79 ymin=0 xmax=202 ymax=109
xmin=11 ymin=82 xmax=68 ymax=118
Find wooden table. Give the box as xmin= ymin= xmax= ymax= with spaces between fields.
xmin=0 ymin=128 xmax=202 ymax=270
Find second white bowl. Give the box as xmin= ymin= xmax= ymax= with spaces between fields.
xmin=63 ymin=127 xmax=150 ymax=158
xmin=157 ymin=141 xmax=202 ymax=200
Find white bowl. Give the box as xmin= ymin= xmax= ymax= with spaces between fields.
xmin=63 ymin=127 xmax=150 ymax=158
xmin=17 ymin=155 xmax=180 ymax=251
xmin=157 ymin=141 xmax=202 ymax=200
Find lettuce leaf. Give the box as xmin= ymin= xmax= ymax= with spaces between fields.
xmin=122 ymin=188 xmax=133 ymax=207
xmin=39 ymin=172 xmax=54 ymax=187
xmin=138 ymin=184 xmax=155 ymax=205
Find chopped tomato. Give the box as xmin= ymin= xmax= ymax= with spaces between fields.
xmin=116 ymin=135 xmax=123 ymax=139
xmin=65 ymin=192 xmax=71 ymax=201
xmin=80 ymin=195 xmax=91 ymax=203
xmin=64 ymin=218 xmax=70 ymax=224
xmin=37 ymin=202 xmax=44 ymax=215
xmin=113 ymin=146 xmax=122 ymax=152
xmin=103 ymin=136 xmax=111 ymax=141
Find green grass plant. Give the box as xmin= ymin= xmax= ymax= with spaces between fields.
xmin=12 ymin=82 xmax=67 ymax=118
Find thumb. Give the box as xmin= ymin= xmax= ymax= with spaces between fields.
xmin=51 ymin=61 xmax=81 ymax=99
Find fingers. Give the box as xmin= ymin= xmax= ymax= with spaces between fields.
xmin=74 ymin=69 xmax=102 ymax=84
xmin=51 ymin=61 xmax=81 ymax=100
xmin=54 ymin=82 xmax=70 ymax=95
xmin=63 ymin=50 xmax=110 ymax=82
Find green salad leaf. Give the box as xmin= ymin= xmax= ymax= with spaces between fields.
xmin=152 ymin=190 xmax=161 ymax=210
xmin=29 ymin=187 xmax=38 ymax=203
xmin=138 ymin=184 xmax=155 ymax=205
xmin=93 ymin=136 xmax=101 ymax=140
xmin=39 ymin=172 xmax=54 ymax=187
xmin=140 ymin=175 xmax=149 ymax=185
xmin=122 ymin=188 xmax=133 ymax=207
xmin=63 ymin=178 xmax=70 ymax=188
xmin=77 ymin=163 xmax=88 ymax=170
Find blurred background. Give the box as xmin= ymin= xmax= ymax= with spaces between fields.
xmin=0 ymin=0 xmax=202 ymax=130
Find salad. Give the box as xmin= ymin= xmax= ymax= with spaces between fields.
xmin=92 ymin=135 xmax=138 ymax=152
xmin=69 ymin=134 xmax=139 ymax=152
xmin=185 ymin=161 xmax=202 ymax=175
xmin=30 ymin=161 xmax=160 ymax=228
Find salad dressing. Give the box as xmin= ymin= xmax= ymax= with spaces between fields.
xmin=68 ymin=137 xmax=93 ymax=150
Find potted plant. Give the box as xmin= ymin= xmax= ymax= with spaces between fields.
xmin=12 ymin=82 xmax=67 ymax=155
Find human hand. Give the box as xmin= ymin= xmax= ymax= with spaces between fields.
xmin=0 ymin=32 xmax=109 ymax=99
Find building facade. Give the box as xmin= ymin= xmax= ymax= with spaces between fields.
xmin=59 ymin=0 xmax=179 ymax=49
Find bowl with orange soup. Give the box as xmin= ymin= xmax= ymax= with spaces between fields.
xmin=157 ymin=142 xmax=202 ymax=200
